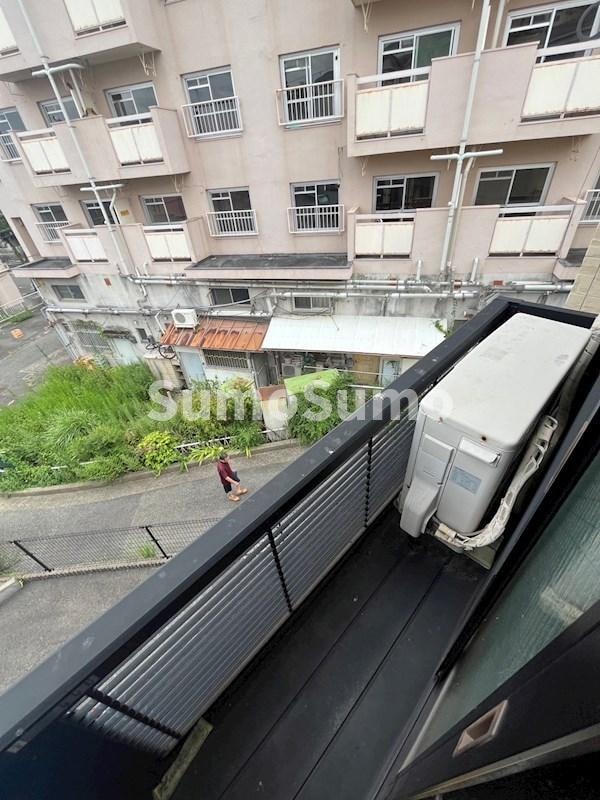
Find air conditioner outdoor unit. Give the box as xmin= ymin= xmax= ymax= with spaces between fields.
xmin=282 ymin=363 xmax=302 ymax=378
xmin=400 ymin=314 xmax=591 ymax=548
xmin=171 ymin=309 xmax=198 ymax=328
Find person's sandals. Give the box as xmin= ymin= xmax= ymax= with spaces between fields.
xmin=228 ymin=494 xmax=240 ymax=502
xmin=236 ymin=488 xmax=249 ymax=495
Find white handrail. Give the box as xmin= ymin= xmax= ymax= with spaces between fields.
xmin=35 ymin=220 xmax=70 ymax=242
xmin=106 ymin=111 xmax=153 ymax=126
xmin=536 ymin=38 xmax=600 ymax=59
xmin=356 ymin=211 xmax=416 ymax=221
xmin=287 ymin=204 xmax=344 ymax=233
xmin=142 ymin=224 xmax=186 ymax=232
xmin=276 ymin=79 xmax=344 ymax=125
xmin=181 ymin=96 xmax=243 ymax=137
xmin=356 ymin=66 xmax=431 ymax=86
xmin=584 ymin=189 xmax=600 ymax=221
xmin=498 ymin=204 xmax=574 ymax=214
xmin=206 ymin=209 xmax=258 ymax=237
xmin=17 ymin=127 xmax=55 ymax=139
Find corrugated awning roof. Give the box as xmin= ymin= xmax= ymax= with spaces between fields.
xmin=262 ymin=315 xmax=444 ymax=358
xmin=161 ymin=317 xmax=269 ymax=352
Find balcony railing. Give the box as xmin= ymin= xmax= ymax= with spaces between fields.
xmin=584 ymin=189 xmax=600 ymax=222
xmin=181 ymin=97 xmax=243 ymax=138
xmin=106 ymin=113 xmax=163 ymax=165
xmin=489 ymin=205 xmax=574 ymax=256
xmin=354 ymin=211 xmax=415 ymax=257
xmin=288 ymin=204 xmax=344 ymax=234
xmin=143 ymin=224 xmax=192 ymax=261
xmin=35 ymin=220 xmax=70 ymax=243
xmin=206 ymin=209 xmax=258 ymax=237
xmin=522 ymin=40 xmax=600 ymax=120
xmin=276 ymin=79 xmax=344 ymax=125
xmin=0 ymin=132 xmax=20 ymax=162
xmin=354 ymin=67 xmax=430 ymax=139
xmin=16 ymin=129 xmax=70 ymax=175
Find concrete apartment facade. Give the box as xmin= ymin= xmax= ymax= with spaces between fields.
xmin=0 ymin=0 xmax=599 ymax=388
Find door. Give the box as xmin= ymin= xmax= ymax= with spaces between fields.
xmin=111 ymin=338 xmax=139 ymax=365
xmin=352 ymin=354 xmax=380 ymax=386
xmin=177 ymin=349 xmax=206 ymax=386
xmin=281 ymin=48 xmax=340 ymax=121
xmin=381 ymin=359 xmax=402 ymax=386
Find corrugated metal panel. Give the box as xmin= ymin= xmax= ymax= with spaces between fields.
xmin=75 ymin=535 xmax=289 ymax=747
xmin=367 ymin=417 xmax=416 ymax=524
xmin=262 ymin=315 xmax=444 ymax=358
xmin=275 ymin=444 xmax=369 ymax=607
xmin=161 ymin=317 xmax=269 ymax=352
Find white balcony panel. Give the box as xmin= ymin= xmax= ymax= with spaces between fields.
xmin=20 ymin=137 xmax=69 ymax=174
xmin=566 ymin=58 xmax=600 ymax=113
xmin=110 ymin=124 xmax=162 ymax=165
xmin=490 ymin=218 xmax=531 ymax=254
xmin=356 ymin=90 xmax=391 ymax=137
xmin=355 ymin=223 xmax=384 ymax=255
xmin=382 ymin=223 xmax=413 ymax=256
xmin=145 ymin=230 xmax=191 ymax=261
xmin=64 ymin=0 xmax=124 ymax=31
xmin=65 ymin=233 xmax=107 ymax=262
xmin=523 ymin=62 xmax=576 ymax=118
xmin=389 ymin=82 xmax=428 ymax=133
xmin=525 ymin=217 xmax=569 ymax=253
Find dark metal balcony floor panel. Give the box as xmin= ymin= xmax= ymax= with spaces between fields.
xmin=173 ymin=510 xmax=483 ymax=800
xmin=187 ymin=252 xmax=348 ymax=270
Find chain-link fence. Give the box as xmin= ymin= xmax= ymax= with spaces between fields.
xmin=0 ymin=517 xmax=221 ymax=578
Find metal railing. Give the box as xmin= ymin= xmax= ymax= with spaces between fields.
xmin=276 ymin=79 xmax=344 ymax=125
xmin=0 ymin=132 xmax=20 ymax=162
xmin=584 ymin=189 xmax=600 ymax=222
xmin=35 ymin=220 xmax=70 ymax=243
xmin=206 ymin=208 xmax=258 ymax=236
xmin=0 ymin=518 xmax=221 ymax=578
xmin=287 ymin=204 xmax=344 ymax=233
xmin=0 ymin=289 xmax=43 ymax=325
xmin=1 ymin=299 xmax=591 ymax=766
xmin=182 ymin=96 xmax=243 ymax=138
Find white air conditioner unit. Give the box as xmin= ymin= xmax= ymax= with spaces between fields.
xmin=282 ymin=364 xmax=302 ymax=378
xmin=171 ymin=309 xmax=198 ymax=328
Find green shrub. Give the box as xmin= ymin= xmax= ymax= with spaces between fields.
xmin=137 ymin=431 xmax=181 ymax=474
xmin=230 ymin=422 xmax=264 ymax=457
xmin=289 ymin=374 xmax=357 ymax=445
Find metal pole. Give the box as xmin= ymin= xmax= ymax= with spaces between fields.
xmin=12 ymin=540 xmax=52 ymax=572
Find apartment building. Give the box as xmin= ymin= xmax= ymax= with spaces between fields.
xmin=0 ymin=0 xmax=599 ymax=387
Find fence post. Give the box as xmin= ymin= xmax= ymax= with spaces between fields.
xmin=12 ymin=540 xmax=52 ymax=572
xmin=145 ymin=527 xmax=169 ymax=560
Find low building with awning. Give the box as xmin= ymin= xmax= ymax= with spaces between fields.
xmin=261 ymin=315 xmax=445 ymax=385
xmin=161 ymin=317 xmax=271 ymax=387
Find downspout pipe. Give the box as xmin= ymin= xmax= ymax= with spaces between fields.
xmin=16 ymin=0 xmax=131 ymax=278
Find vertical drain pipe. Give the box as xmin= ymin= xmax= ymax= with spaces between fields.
xmin=436 ymin=0 xmax=492 ymax=278
xmin=15 ymin=0 xmax=131 ymax=277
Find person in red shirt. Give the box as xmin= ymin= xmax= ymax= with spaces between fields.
xmin=217 ymin=452 xmax=248 ymax=502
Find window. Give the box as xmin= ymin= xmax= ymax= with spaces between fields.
xmin=82 ymin=200 xmax=117 ymax=227
xmin=584 ymin=174 xmax=600 ymax=221
xmin=33 ymin=204 xmax=68 ymax=242
xmin=474 ymin=166 xmax=552 ymax=207
xmin=0 ymin=107 xmax=24 ymax=161
xmin=291 ymin=182 xmax=341 ymax=231
xmin=136 ymin=327 xmax=150 ymax=342
xmin=379 ymin=24 xmax=459 ymax=82
xmin=106 ymin=83 xmax=157 ymax=119
xmin=183 ymin=68 xmax=240 ymax=136
xmin=293 ymin=296 xmax=331 ymax=311
xmin=280 ymin=47 xmax=341 ymax=122
xmin=203 ymin=350 xmax=248 ymax=369
xmin=208 ymin=189 xmax=256 ymax=235
xmin=39 ymin=97 xmax=80 ymax=126
xmin=210 ymin=288 xmax=251 ymax=306
xmin=141 ymin=195 xmax=187 ymax=225
xmin=505 ymin=2 xmax=600 ymax=60
xmin=375 ymin=174 xmax=437 ymax=211
xmin=0 ymin=7 xmax=18 ymax=55
xmin=52 ymin=283 xmax=85 ymax=301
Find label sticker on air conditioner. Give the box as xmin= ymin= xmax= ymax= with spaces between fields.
xmin=450 ymin=466 xmax=481 ymax=495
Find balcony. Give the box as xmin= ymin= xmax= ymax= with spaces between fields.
xmin=140 ymin=220 xmax=207 ymax=264
xmin=181 ymin=97 xmax=243 ymax=138
xmin=287 ymin=204 xmax=344 ymax=234
xmin=13 ymin=108 xmax=189 ymax=187
xmin=348 ymin=41 xmax=600 ymax=158
xmin=0 ymin=299 xmax=597 ymax=800
xmin=0 ymin=0 xmax=160 ymax=82
xmin=0 ymin=132 xmax=20 ymax=162
xmin=35 ymin=220 xmax=71 ymax=244
xmin=276 ymin=79 xmax=344 ymax=126
xmin=206 ymin=209 xmax=258 ymax=237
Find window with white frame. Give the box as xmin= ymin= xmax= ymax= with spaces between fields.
xmin=207 ymin=188 xmax=256 ymax=235
xmin=203 ymin=350 xmax=249 ymax=369
xmin=584 ymin=174 xmax=600 ymax=220
xmin=183 ymin=68 xmax=241 ymax=136
xmin=33 ymin=204 xmax=68 ymax=242
xmin=82 ymin=200 xmax=117 ymax=226
xmin=375 ymin=174 xmax=437 ymax=211
xmin=474 ymin=166 xmax=552 ymax=207
xmin=0 ymin=106 xmax=24 ymax=161
xmin=39 ymin=97 xmax=80 ymax=126
xmin=210 ymin=287 xmax=251 ymax=306
xmin=293 ymin=296 xmax=331 ymax=311
xmin=141 ymin=195 xmax=187 ymax=225
xmin=504 ymin=1 xmax=600 ymax=59
xmin=106 ymin=82 xmax=157 ymax=119
xmin=280 ymin=47 xmax=341 ymax=122
xmin=291 ymin=182 xmax=341 ymax=231
xmin=379 ymin=24 xmax=459 ymax=82
xmin=52 ymin=283 xmax=85 ymax=301
xmin=0 ymin=7 xmax=18 ymax=55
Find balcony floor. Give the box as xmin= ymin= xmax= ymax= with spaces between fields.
xmin=173 ymin=507 xmax=483 ymax=800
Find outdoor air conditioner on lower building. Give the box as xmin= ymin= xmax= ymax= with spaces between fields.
xmin=171 ymin=309 xmax=198 ymax=328
xmin=282 ymin=363 xmax=302 ymax=378
xmin=399 ymin=314 xmax=591 ymax=551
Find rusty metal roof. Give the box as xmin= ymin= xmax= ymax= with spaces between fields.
xmin=161 ymin=317 xmax=269 ymax=352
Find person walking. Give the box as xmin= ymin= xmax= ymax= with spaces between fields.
xmin=217 ymin=452 xmax=249 ymax=502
